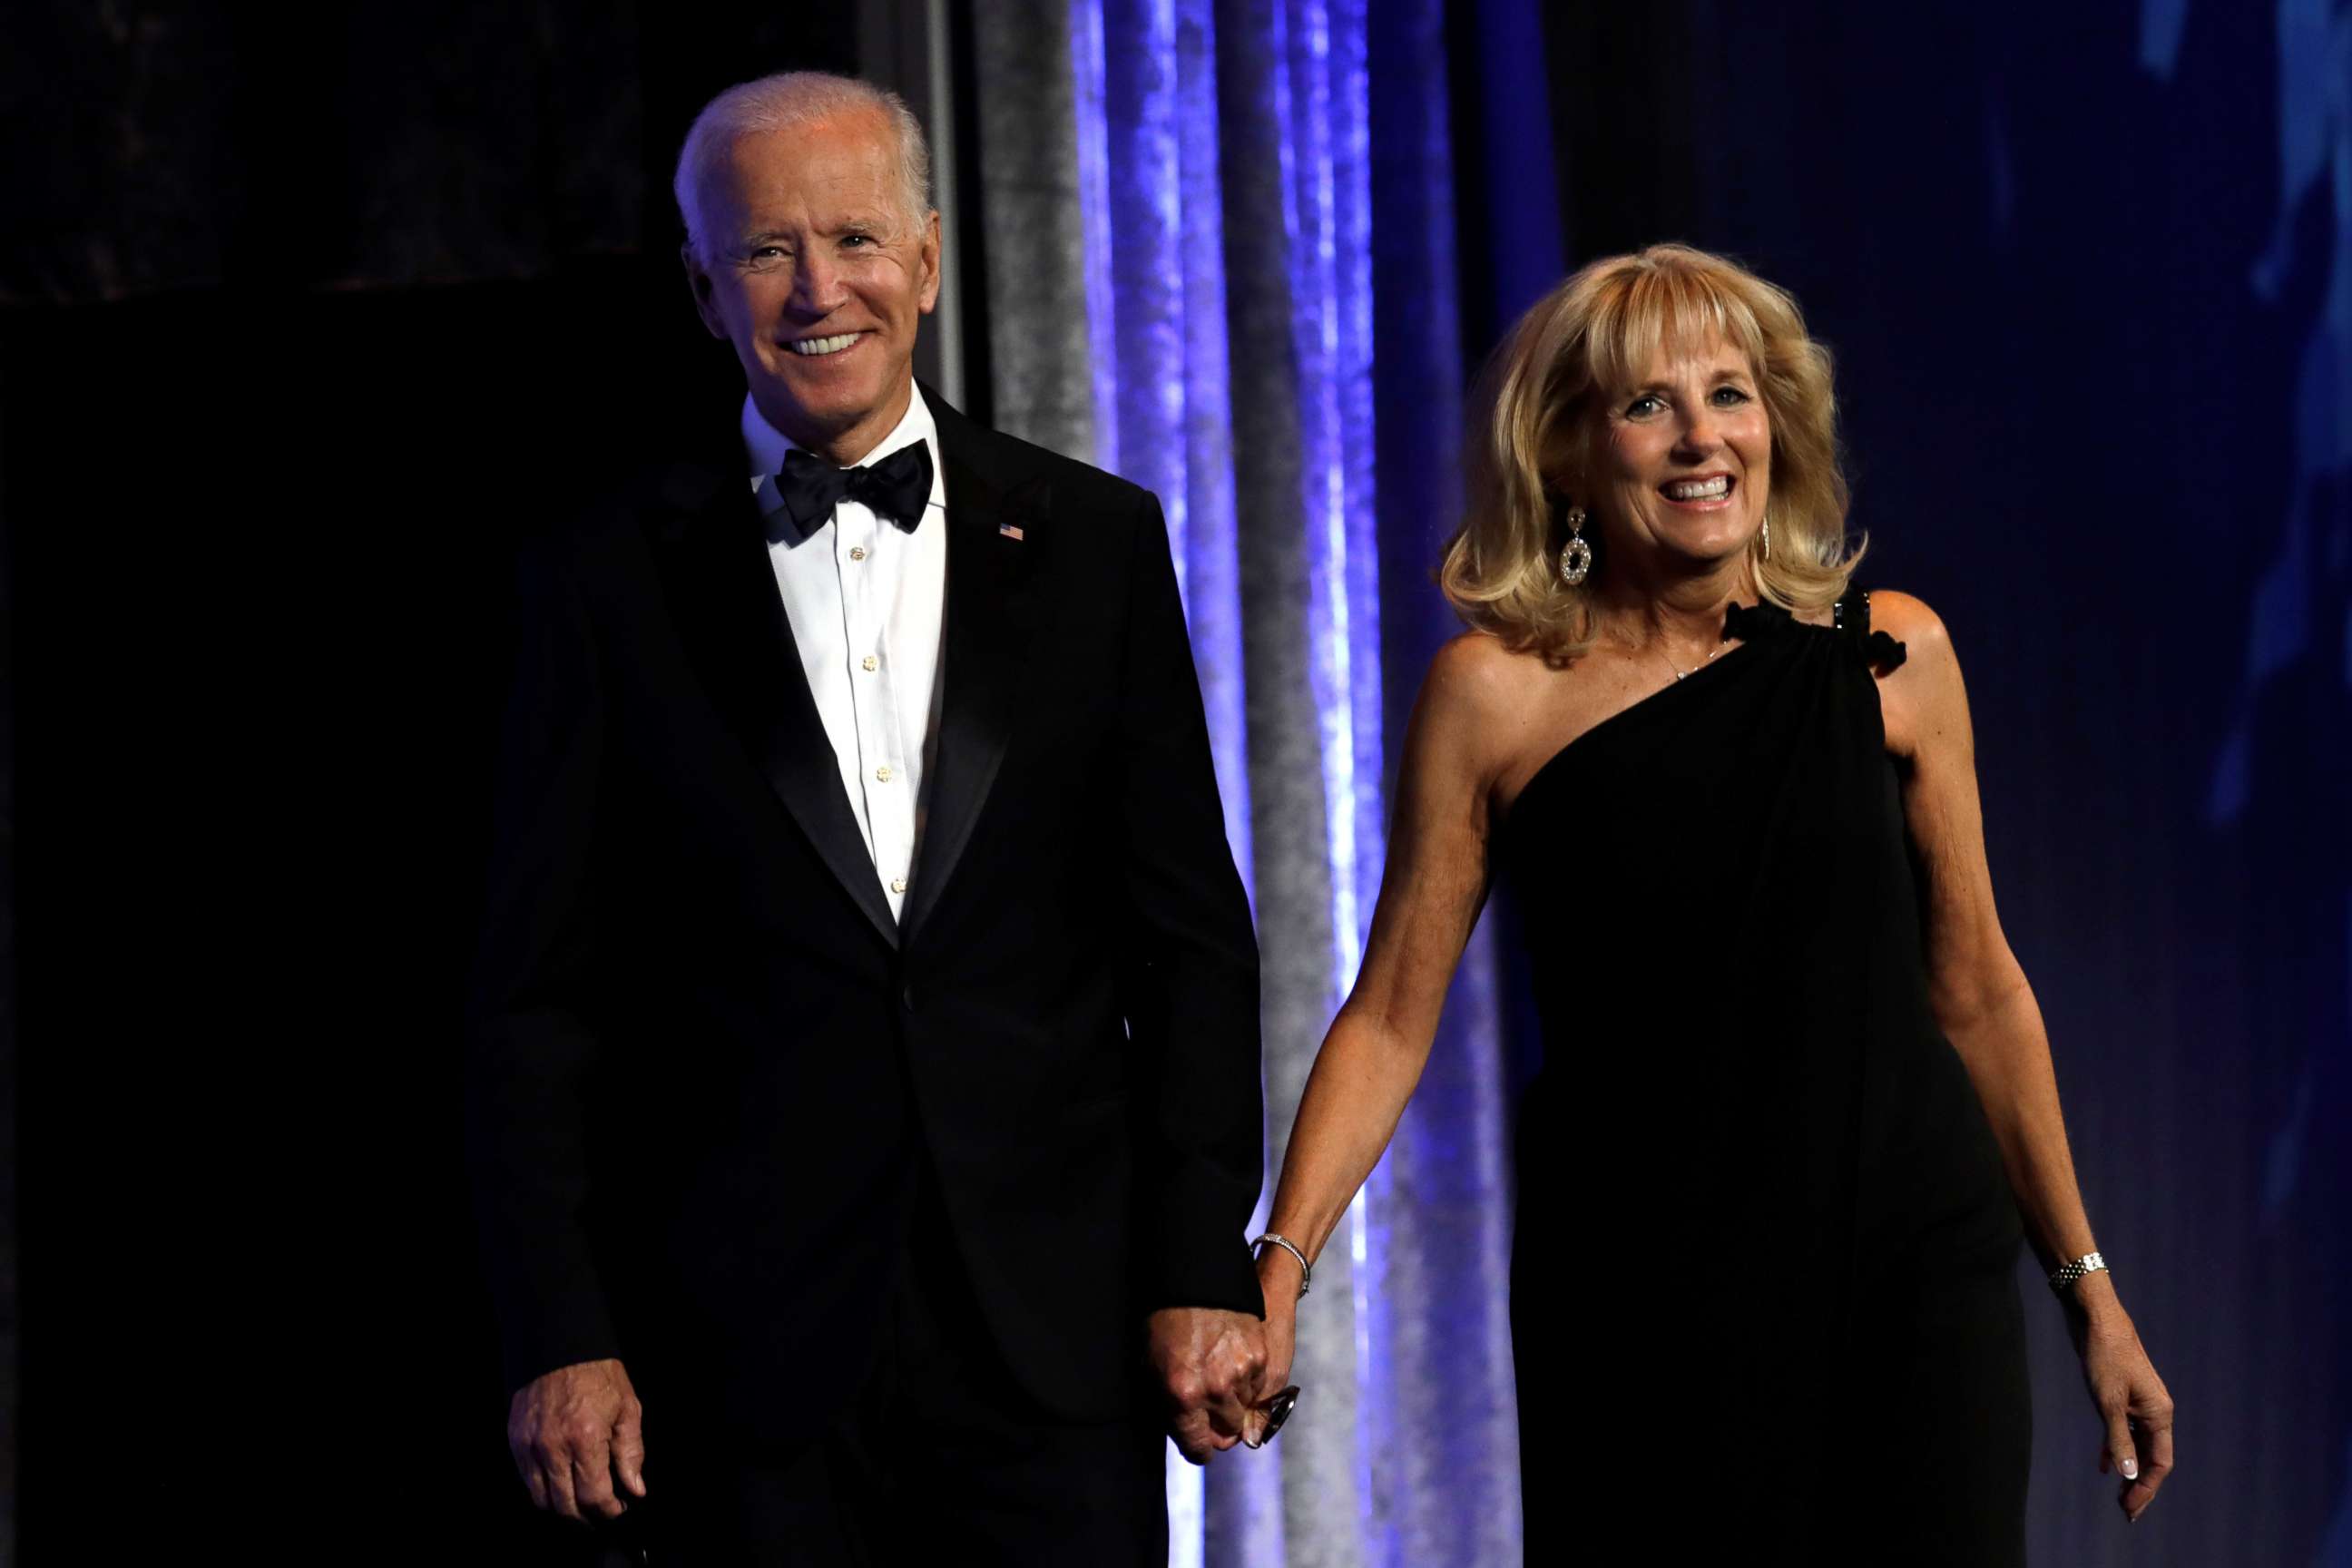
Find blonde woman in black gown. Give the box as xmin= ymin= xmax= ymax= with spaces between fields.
xmin=1242 ymin=246 xmax=2174 ymax=1560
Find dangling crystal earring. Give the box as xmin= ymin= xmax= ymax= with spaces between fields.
xmin=1759 ymin=514 xmax=1772 ymax=562
xmin=1558 ymin=505 xmax=1592 ymax=586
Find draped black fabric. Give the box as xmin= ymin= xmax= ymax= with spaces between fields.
xmin=1503 ymin=595 xmax=2027 ymax=1561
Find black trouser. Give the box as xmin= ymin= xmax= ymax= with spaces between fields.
xmin=603 ymin=1178 xmax=1168 ymax=1567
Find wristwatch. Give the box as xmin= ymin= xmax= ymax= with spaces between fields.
xmin=2048 ymin=1250 xmax=2108 ymax=1295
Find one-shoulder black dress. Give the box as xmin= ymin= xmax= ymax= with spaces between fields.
xmin=1503 ymin=593 xmax=2030 ymax=1563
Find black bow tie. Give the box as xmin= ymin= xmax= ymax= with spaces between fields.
xmin=775 ymin=442 xmax=934 ymax=535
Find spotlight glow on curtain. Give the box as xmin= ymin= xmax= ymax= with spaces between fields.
xmin=1073 ymin=2 xmax=1386 ymax=1560
xmin=979 ymin=0 xmax=1521 ymax=1559
xmin=1072 ymin=0 xmax=1255 ymax=888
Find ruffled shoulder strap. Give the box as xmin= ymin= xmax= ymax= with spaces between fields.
xmin=1832 ymin=586 xmax=1907 ymax=674
xmin=1721 ymin=599 xmax=1797 ymax=643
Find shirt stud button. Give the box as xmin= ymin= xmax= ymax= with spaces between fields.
xmin=875 ymin=765 xmax=893 ymax=782
xmin=848 ymin=545 xmax=867 ymax=562
xmin=891 ymin=877 xmax=907 ymax=895
xmin=862 ymin=655 xmax=878 ymax=672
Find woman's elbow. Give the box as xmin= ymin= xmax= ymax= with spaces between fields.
xmin=1929 ymin=953 xmax=2034 ymax=1037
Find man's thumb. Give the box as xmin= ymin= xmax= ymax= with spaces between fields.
xmin=613 ymin=1400 xmax=649 ymax=1496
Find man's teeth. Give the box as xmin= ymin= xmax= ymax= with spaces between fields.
xmin=1663 ymin=477 xmax=1731 ymax=500
xmin=789 ymin=333 xmax=861 ymax=357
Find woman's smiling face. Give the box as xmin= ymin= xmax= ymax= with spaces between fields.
xmin=1589 ymin=336 xmax=1772 ymax=568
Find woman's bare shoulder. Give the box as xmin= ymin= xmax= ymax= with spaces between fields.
xmin=1865 ymin=588 xmax=1955 ymax=663
xmin=1428 ymin=626 xmax=1534 ymax=689
xmin=1424 ymin=628 xmax=1561 ymax=719
xmin=1411 ymin=631 xmax=1554 ymax=767
xmin=1865 ymin=589 xmax=1973 ymax=762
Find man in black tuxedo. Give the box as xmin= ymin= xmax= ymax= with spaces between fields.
xmin=465 ymin=71 xmax=1269 ymax=1563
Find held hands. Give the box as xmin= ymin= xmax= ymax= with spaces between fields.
xmin=2067 ymin=1279 xmax=2175 ymax=1523
xmin=1240 ymin=1247 xmax=1304 ymax=1448
xmin=1148 ymin=1308 xmax=1268 ymax=1464
xmin=507 ymin=1357 xmax=648 ymax=1521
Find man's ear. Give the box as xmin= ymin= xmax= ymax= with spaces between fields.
xmin=681 ymin=241 xmax=726 ymax=338
xmin=917 ymin=210 xmax=943 ymax=315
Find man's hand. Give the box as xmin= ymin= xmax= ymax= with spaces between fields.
xmin=507 ymin=1357 xmax=648 ymax=1521
xmin=1148 ymin=1308 xmax=1266 ymax=1465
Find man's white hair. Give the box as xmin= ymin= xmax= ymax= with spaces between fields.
xmin=673 ymin=72 xmax=934 ymax=263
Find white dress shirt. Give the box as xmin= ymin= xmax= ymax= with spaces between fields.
xmin=743 ymin=387 xmax=948 ymax=924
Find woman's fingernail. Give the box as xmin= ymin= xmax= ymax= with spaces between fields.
xmin=2121 ymin=1457 xmax=2139 ymax=1480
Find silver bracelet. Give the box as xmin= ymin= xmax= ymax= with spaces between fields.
xmin=1251 ymin=1233 xmax=1311 ymax=1298
xmin=2048 ymin=1250 xmax=2109 ymax=1295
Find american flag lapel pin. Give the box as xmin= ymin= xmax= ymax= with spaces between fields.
xmin=998 ymin=522 xmax=1025 ymax=542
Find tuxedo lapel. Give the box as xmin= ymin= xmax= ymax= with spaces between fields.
xmin=655 ymin=459 xmax=901 ymax=948
xmin=903 ymin=405 xmax=1046 ymax=943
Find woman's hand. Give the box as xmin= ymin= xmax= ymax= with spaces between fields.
xmin=1238 ymin=638 xmax=1512 ymax=1447
xmin=1240 ymin=1249 xmax=1304 ymax=1446
xmin=2071 ymin=1287 xmax=2175 ymax=1523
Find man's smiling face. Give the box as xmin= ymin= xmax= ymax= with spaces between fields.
xmin=685 ymin=108 xmax=940 ymax=465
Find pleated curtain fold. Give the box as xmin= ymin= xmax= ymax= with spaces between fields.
xmin=971 ymin=4 xmax=1521 ymax=1563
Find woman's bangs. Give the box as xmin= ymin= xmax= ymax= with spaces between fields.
xmin=1585 ymin=265 xmax=1765 ymax=394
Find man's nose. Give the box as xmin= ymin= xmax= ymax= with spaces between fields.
xmin=789 ymin=252 xmax=847 ymax=316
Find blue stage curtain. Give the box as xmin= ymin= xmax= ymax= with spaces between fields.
xmin=974 ymin=2 xmax=1523 ymax=1563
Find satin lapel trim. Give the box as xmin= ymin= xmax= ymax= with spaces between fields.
xmin=661 ymin=464 xmax=901 ymax=948
xmin=902 ymin=458 xmax=1045 ymax=943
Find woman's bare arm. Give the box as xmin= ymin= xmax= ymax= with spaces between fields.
xmin=1878 ymin=594 xmax=2098 ymax=1272
xmin=1251 ymin=636 xmax=1513 ymax=1306
xmin=1877 ymin=591 xmax=2174 ymax=1521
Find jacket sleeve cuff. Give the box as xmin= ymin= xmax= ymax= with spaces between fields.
xmin=495 ymin=1289 xmax=623 ymax=1393
xmin=1141 ymin=1180 xmax=1268 ymax=1319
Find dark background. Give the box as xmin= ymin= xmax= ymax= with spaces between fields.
xmin=7 ymin=1 xmax=2347 ymax=1561
xmin=4 ymin=7 xmax=870 ymax=1559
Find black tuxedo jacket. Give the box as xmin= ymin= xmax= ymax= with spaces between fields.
xmin=464 ymin=390 xmax=1264 ymax=1437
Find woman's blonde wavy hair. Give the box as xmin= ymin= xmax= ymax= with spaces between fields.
xmin=1440 ymin=243 xmax=1861 ymax=665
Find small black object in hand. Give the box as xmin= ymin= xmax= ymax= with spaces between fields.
xmin=1247 ymin=1386 xmax=1302 ymax=1448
